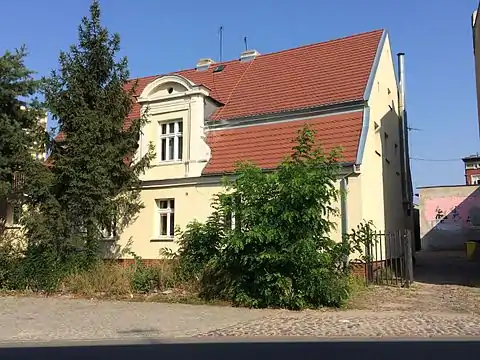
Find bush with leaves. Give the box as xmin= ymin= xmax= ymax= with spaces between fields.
xmin=172 ymin=125 xmax=362 ymax=309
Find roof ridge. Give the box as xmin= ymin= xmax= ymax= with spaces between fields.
xmin=251 ymin=28 xmax=385 ymax=60
xmin=127 ymin=29 xmax=385 ymax=82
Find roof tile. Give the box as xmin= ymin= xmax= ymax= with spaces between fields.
xmin=125 ymin=29 xmax=382 ymax=124
xmin=54 ymin=29 xmax=382 ymax=174
xmin=203 ymin=111 xmax=364 ymax=174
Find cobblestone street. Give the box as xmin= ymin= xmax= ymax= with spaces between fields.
xmin=198 ymin=310 xmax=480 ymax=337
xmin=2 ymin=294 xmax=480 ymax=341
xmin=2 ymin=250 xmax=480 ymax=341
xmin=2 ymin=279 xmax=480 ymax=341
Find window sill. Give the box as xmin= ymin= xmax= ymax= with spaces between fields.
xmin=155 ymin=160 xmax=183 ymax=167
xmin=150 ymin=237 xmax=175 ymax=242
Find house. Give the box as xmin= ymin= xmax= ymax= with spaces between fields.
xmin=462 ymin=154 xmax=480 ymax=185
xmin=99 ymin=29 xmax=413 ymax=260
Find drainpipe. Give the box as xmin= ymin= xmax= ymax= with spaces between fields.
xmin=340 ymin=177 xmax=349 ymax=239
xmin=397 ymin=53 xmax=413 ymax=219
xmin=340 ymin=171 xmax=355 ymax=269
xmin=185 ymin=102 xmax=192 ymax=177
xmin=398 ymin=52 xmax=415 ymax=284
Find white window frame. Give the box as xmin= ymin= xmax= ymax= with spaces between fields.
xmin=224 ymin=195 xmax=241 ymax=231
xmin=100 ymin=220 xmax=117 ymax=240
xmin=472 ymin=174 xmax=480 ymax=185
xmin=156 ymin=199 xmax=175 ymax=239
xmin=225 ymin=210 xmax=236 ymax=230
xmin=158 ymin=120 xmax=183 ymax=163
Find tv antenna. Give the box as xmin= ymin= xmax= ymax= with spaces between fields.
xmin=219 ymin=26 xmax=223 ymax=62
xmin=244 ymin=36 xmax=248 ymax=51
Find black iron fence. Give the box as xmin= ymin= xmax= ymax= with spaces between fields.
xmin=350 ymin=229 xmax=414 ymax=287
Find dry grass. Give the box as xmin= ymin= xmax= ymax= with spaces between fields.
xmin=60 ymin=260 xmax=200 ymax=302
xmin=61 ymin=262 xmax=134 ymax=297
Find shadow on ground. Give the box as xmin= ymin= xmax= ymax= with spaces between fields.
xmin=414 ymin=250 xmax=480 ymax=287
xmin=1 ymin=339 xmax=480 ymax=360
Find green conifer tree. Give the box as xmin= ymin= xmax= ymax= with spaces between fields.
xmin=0 ymin=46 xmax=45 ymax=222
xmin=42 ymin=0 xmax=153 ymax=260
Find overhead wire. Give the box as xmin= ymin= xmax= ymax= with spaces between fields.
xmin=410 ymin=157 xmax=463 ymax=162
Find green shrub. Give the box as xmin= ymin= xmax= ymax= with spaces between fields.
xmin=0 ymin=225 xmax=24 ymax=289
xmin=170 ymin=125 xmax=368 ymax=310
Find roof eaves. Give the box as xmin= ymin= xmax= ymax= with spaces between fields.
xmin=355 ymin=106 xmax=371 ymax=165
xmin=462 ymin=155 xmax=480 ymax=161
xmin=362 ymin=29 xmax=387 ymax=102
xmin=207 ymin=99 xmax=365 ymax=127
xmin=356 ymin=30 xmax=387 ymax=166
xmin=201 ymin=162 xmax=356 ymax=177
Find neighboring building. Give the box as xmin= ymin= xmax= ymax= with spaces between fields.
xmin=418 ymin=185 xmax=480 ymax=250
xmin=416 ymin=5 xmax=480 ymax=252
xmin=56 ymin=29 xmax=413 ymax=260
xmin=462 ymin=154 xmax=480 ymax=185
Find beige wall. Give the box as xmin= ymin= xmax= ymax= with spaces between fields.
xmin=118 ymin=176 xmax=362 ymax=259
xmin=117 ymin=181 xmax=223 ymax=259
xmin=360 ymin=33 xmax=404 ymax=234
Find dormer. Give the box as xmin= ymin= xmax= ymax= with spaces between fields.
xmin=137 ymin=75 xmax=209 ymax=105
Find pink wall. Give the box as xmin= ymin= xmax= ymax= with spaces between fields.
xmin=420 ymin=187 xmax=480 ymax=250
xmin=424 ymin=194 xmax=480 ymax=228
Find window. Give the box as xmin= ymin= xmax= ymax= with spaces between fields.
xmin=224 ymin=209 xmax=236 ymax=230
xmin=159 ymin=120 xmax=183 ymax=162
xmin=472 ymin=175 xmax=480 ymax=185
xmin=100 ymin=219 xmax=117 ymax=240
xmin=224 ymin=195 xmax=240 ymax=231
xmin=157 ymin=199 xmax=175 ymax=238
xmin=466 ymin=162 xmax=477 ymax=169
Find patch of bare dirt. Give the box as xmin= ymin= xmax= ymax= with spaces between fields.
xmin=347 ymin=282 xmax=480 ymax=314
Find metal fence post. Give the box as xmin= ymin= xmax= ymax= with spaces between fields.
xmin=404 ymin=230 xmax=414 ymax=287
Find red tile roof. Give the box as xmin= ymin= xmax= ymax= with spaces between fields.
xmin=126 ymin=29 xmax=382 ymax=123
xmin=203 ymin=111 xmax=364 ymax=174
xmin=54 ymin=29 xmax=384 ymax=173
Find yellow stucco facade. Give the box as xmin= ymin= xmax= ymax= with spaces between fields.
xmin=113 ymin=31 xmax=408 ymax=260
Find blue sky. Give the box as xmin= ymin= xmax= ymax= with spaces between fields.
xmin=0 ymin=0 xmax=478 ymax=190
